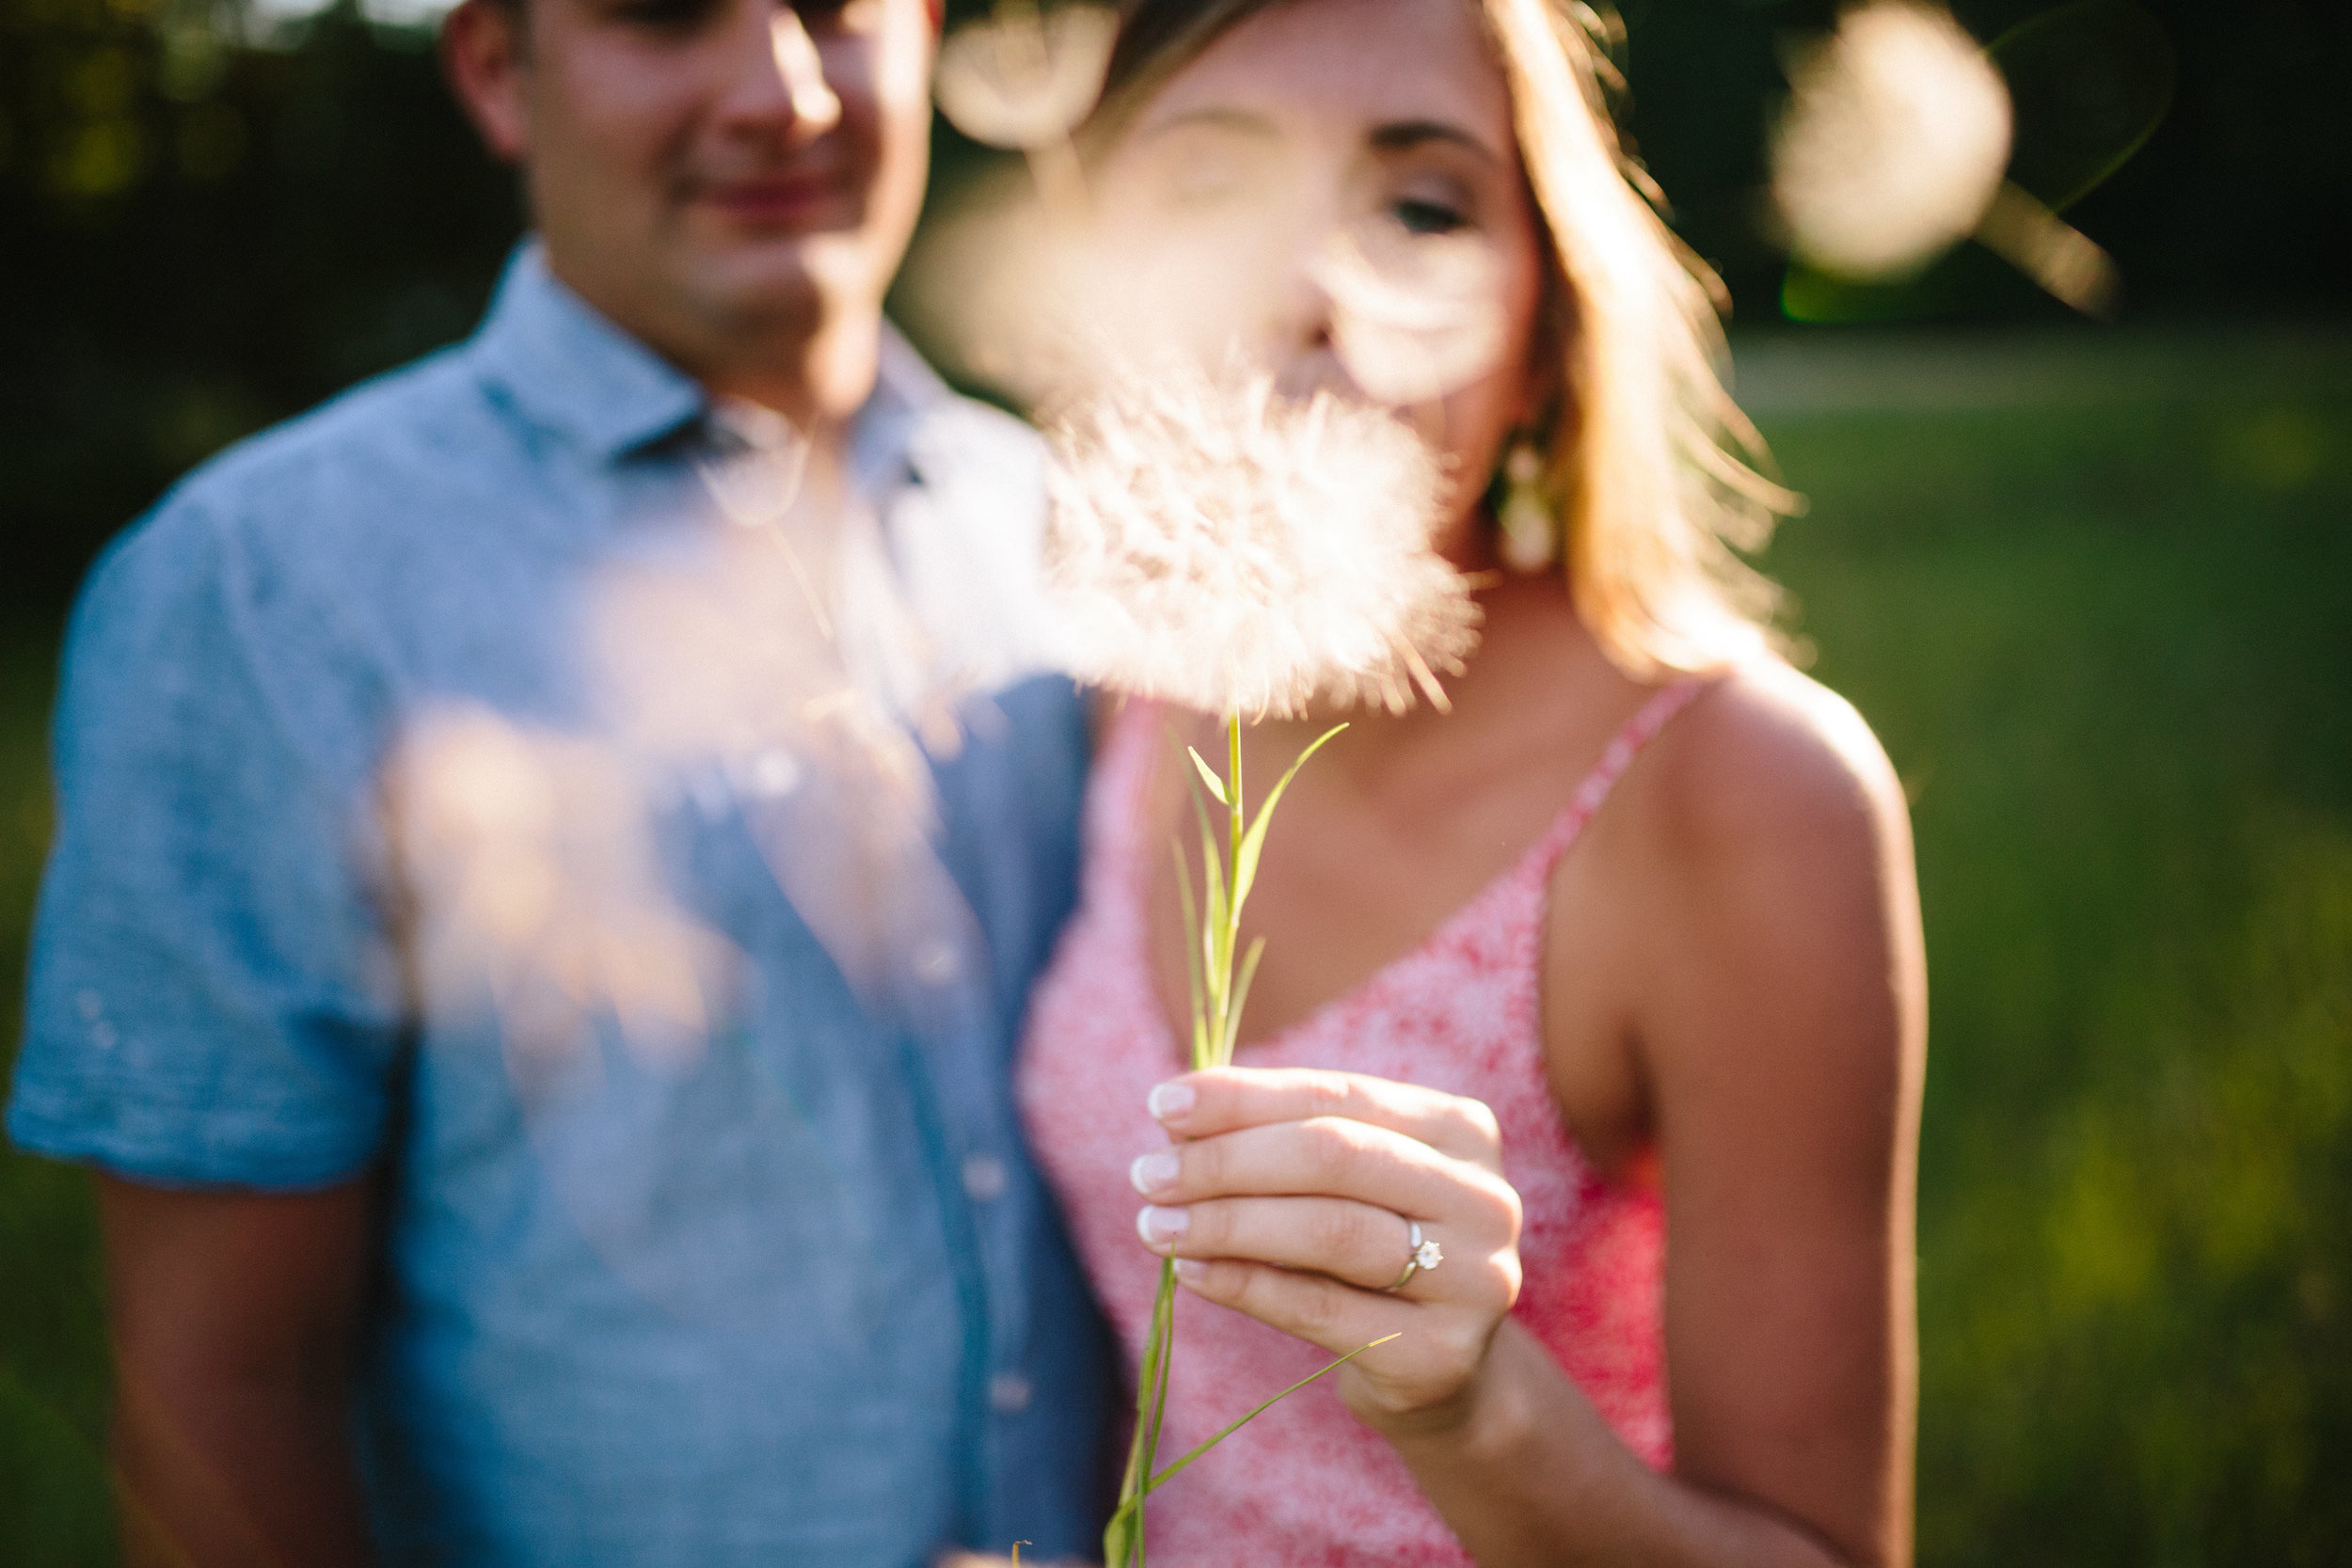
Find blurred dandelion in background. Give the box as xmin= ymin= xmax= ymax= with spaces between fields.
xmin=585 ymin=420 xmax=1004 ymax=1035
xmin=1311 ymin=220 xmax=1510 ymax=407
xmin=933 ymin=0 xmax=1119 ymax=218
xmin=588 ymin=523 xmax=983 ymax=1033
xmin=896 ymin=172 xmax=1279 ymax=411
xmin=1771 ymin=2 xmax=2014 ymax=281
xmin=1972 ymin=182 xmax=2121 ymax=316
xmin=900 ymin=145 xmax=1511 ymax=425
xmin=380 ymin=414 xmax=1013 ymax=1068
xmin=381 ymin=706 xmax=737 ymax=1077
xmin=1042 ymin=367 xmax=1480 ymax=720
xmin=1770 ymin=0 xmax=2139 ymax=315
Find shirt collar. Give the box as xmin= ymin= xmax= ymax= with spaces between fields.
xmin=470 ymin=243 xmax=709 ymax=461
xmin=469 ymin=241 xmax=955 ymax=482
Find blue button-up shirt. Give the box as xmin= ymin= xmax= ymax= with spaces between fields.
xmin=8 ymin=248 xmax=1111 ymax=1565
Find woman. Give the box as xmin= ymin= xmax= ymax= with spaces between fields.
xmin=1015 ymin=0 xmax=1926 ymax=1563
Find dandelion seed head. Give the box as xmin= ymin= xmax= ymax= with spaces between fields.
xmin=1771 ymin=1 xmax=2011 ymax=280
xmin=933 ymin=2 xmax=1120 ymax=151
xmin=584 ymin=501 xmax=987 ymax=1025
xmin=898 ymin=150 xmax=1514 ymax=418
xmin=1043 ymin=368 xmax=1482 ymax=720
xmin=383 ymin=705 xmax=732 ymax=1072
xmin=1313 ymin=223 xmax=1509 ymax=406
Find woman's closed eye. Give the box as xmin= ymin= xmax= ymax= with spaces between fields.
xmin=790 ymin=0 xmax=869 ymax=34
xmin=1374 ymin=161 xmax=1484 ymax=237
xmin=1144 ymin=135 xmax=1283 ymax=214
xmin=609 ymin=0 xmax=725 ymax=32
xmin=1391 ymin=196 xmax=1468 ymax=236
xmin=606 ymin=0 xmax=859 ymax=36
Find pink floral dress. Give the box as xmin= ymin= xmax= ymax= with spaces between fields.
xmin=1017 ymin=681 xmax=1703 ymax=1566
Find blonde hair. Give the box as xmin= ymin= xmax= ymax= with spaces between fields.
xmin=1088 ymin=0 xmax=1797 ymax=678
xmin=1481 ymin=0 xmax=1793 ymax=675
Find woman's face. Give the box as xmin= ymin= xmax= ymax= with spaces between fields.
xmin=1091 ymin=0 xmax=1552 ymax=559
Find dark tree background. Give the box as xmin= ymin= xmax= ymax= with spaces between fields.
xmin=2 ymin=0 xmax=2346 ymax=614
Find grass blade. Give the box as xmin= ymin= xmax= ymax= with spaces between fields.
xmin=1186 ymin=746 xmax=1230 ymax=807
xmin=1191 ymin=793 xmax=1230 ymax=1054
xmin=1144 ymin=1333 xmax=1401 ymax=1494
xmin=1138 ymin=1265 xmax=1178 ymax=1566
xmin=1143 ymin=1264 xmax=1177 ymax=1474
xmin=1170 ymin=842 xmax=1208 ymax=1063
xmin=1219 ymin=936 xmax=1266 ymax=1068
xmin=1120 ymin=1267 xmax=1175 ymax=1491
xmin=1107 ymin=1261 xmax=1181 ymax=1567
xmin=1230 ymin=723 xmax=1345 ymax=920
xmin=1227 ymin=716 xmax=1245 ymax=818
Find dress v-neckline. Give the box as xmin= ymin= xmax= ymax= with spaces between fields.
xmin=1120 ymin=789 xmax=1567 ymax=1064
xmin=1112 ymin=678 xmax=1708 ymax=1065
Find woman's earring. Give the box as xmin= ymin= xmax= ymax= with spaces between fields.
xmin=1497 ymin=436 xmax=1558 ymax=574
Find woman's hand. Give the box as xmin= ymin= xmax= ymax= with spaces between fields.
xmin=1129 ymin=1065 xmax=1524 ymax=1431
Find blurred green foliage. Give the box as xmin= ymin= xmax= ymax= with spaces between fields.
xmin=0 ymin=0 xmax=519 ymax=610
xmin=2 ymin=0 xmax=2348 ymax=1559
xmin=1745 ymin=337 xmax=2352 ymax=1564
xmin=0 ymin=630 xmax=112 ymax=1562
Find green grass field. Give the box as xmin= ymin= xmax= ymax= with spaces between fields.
xmin=1747 ymin=328 xmax=2352 ymax=1566
xmin=0 ymin=327 xmax=2344 ymax=1564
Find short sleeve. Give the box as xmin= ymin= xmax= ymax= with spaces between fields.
xmin=7 ymin=496 xmax=407 ymax=1189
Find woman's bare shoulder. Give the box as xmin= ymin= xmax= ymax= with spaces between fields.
xmin=1608 ymin=657 xmax=1923 ymax=1106
xmin=1543 ymin=657 xmax=1923 ymax=1176
xmin=1636 ymin=659 xmax=1910 ymax=876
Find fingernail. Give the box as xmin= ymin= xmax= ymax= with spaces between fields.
xmin=1136 ymin=1205 xmax=1189 ymax=1244
xmin=1130 ymin=1149 xmax=1180 ymax=1196
xmin=1147 ymin=1081 xmax=1196 ymax=1124
xmin=1171 ymin=1259 xmax=1207 ymax=1284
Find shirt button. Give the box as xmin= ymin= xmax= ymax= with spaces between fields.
xmin=746 ymin=749 xmax=800 ymax=798
xmin=688 ymin=768 xmax=731 ymax=820
xmin=914 ymin=938 xmax=960 ymax=987
xmin=961 ymin=1153 xmax=1009 ymax=1203
xmin=989 ymin=1371 xmax=1033 ymax=1415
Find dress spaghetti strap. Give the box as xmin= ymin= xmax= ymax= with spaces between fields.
xmin=1529 ymin=675 xmax=1710 ymax=868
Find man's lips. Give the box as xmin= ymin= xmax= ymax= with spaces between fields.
xmin=694 ymin=172 xmax=851 ymax=225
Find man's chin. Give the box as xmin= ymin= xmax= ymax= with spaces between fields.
xmin=682 ymin=230 xmax=884 ymax=329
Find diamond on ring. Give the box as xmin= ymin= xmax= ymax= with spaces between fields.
xmin=1383 ymin=1219 xmax=1443 ymax=1291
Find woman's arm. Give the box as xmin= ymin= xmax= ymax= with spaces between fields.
xmin=1612 ymin=673 xmax=1926 ymax=1568
xmin=1136 ymin=671 xmax=1925 ymax=1568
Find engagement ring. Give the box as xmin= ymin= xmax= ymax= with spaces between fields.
xmin=1383 ymin=1219 xmax=1443 ymax=1291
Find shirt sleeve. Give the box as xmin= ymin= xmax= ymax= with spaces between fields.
xmin=7 ymin=493 xmax=407 ymax=1189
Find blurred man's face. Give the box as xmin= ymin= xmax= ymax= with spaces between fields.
xmin=446 ymin=0 xmax=934 ymax=410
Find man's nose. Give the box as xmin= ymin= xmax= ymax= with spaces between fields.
xmin=720 ymin=2 xmax=843 ymax=141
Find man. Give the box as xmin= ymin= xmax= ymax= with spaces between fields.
xmin=5 ymin=0 xmax=1110 ymax=1560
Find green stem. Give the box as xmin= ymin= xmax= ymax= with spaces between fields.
xmin=1220 ymin=718 xmax=1244 ymax=1069
xmin=1105 ymin=713 xmax=1349 ymax=1566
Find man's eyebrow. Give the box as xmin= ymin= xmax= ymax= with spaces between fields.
xmin=1368 ymin=119 xmax=1502 ymax=166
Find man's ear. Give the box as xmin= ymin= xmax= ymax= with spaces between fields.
xmin=441 ymin=0 xmax=532 ymax=165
